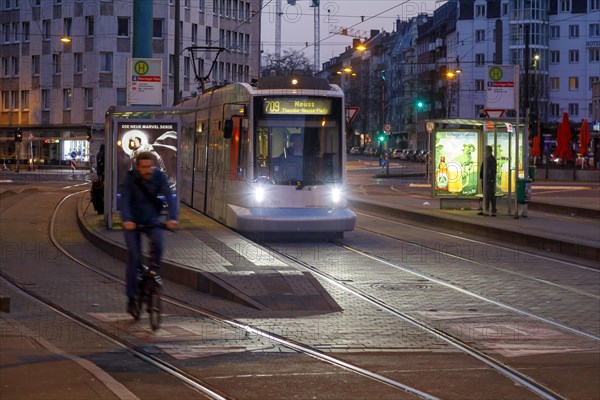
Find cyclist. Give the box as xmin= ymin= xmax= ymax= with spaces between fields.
xmin=120 ymin=151 xmax=178 ymax=317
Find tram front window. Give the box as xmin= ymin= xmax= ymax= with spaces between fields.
xmin=255 ymin=119 xmax=341 ymax=185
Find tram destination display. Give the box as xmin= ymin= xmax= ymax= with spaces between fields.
xmin=262 ymin=97 xmax=332 ymax=115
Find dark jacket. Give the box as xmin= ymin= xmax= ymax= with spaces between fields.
xmin=479 ymin=155 xmax=497 ymax=183
xmin=120 ymin=169 xmax=177 ymax=224
xmin=96 ymin=148 xmax=105 ymax=178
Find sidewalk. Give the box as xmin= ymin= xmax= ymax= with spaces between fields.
xmin=346 ymin=181 xmax=600 ymax=262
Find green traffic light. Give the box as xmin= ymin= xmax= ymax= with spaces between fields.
xmin=416 ymin=101 xmax=424 ymax=108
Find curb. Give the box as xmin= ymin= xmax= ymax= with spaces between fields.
xmin=76 ymin=195 xmax=267 ymax=310
xmin=348 ymin=198 xmax=600 ymax=262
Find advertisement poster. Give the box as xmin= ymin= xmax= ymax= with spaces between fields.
xmin=434 ymin=131 xmax=479 ymax=196
xmin=116 ymin=121 xmax=178 ymax=207
xmin=486 ymin=131 xmax=523 ymax=194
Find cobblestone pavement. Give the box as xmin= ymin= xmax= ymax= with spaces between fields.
xmin=2 ymin=179 xmax=599 ymax=399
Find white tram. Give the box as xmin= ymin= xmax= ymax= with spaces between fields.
xmin=179 ymin=76 xmax=356 ymax=236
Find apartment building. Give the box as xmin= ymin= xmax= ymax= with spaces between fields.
xmin=0 ymin=0 xmax=261 ymax=166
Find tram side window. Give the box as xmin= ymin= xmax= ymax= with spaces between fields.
xmin=237 ymin=120 xmax=249 ymax=180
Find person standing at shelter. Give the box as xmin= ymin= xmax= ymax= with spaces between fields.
xmin=96 ymin=144 xmax=105 ymax=181
xmin=120 ymin=152 xmax=178 ymax=316
xmin=479 ymin=145 xmax=497 ymax=217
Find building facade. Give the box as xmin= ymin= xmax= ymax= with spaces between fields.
xmin=320 ymin=0 xmax=598 ymax=151
xmin=0 ymin=0 xmax=261 ymax=168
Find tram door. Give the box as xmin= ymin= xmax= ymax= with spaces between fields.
xmin=192 ymin=120 xmax=208 ymax=213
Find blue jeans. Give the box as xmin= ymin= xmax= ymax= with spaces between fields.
xmin=123 ymin=226 xmax=163 ymax=298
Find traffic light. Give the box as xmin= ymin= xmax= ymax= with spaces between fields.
xmin=416 ymin=100 xmax=424 ymax=109
xmin=44 ymin=139 xmax=60 ymax=144
xmin=85 ymin=128 xmax=92 ymax=141
xmin=15 ymin=128 xmax=22 ymax=142
xmin=377 ymin=132 xmax=386 ymax=142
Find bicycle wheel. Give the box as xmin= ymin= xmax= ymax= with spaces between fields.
xmin=148 ymin=283 xmax=162 ymax=331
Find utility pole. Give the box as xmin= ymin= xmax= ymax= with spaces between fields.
xmin=133 ymin=0 xmax=152 ymax=58
xmin=275 ymin=0 xmax=282 ymax=56
xmin=174 ymin=0 xmax=181 ymax=105
xmin=311 ymin=1 xmax=320 ymax=72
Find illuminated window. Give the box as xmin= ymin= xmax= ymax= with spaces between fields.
xmin=569 ymin=77 xmax=579 ymax=90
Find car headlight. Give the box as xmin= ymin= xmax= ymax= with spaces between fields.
xmin=332 ymin=187 xmax=341 ymax=203
xmin=255 ymin=186 xmax=265 ymax=203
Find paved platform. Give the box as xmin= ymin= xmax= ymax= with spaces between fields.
xmin=78 ymin=196 xmax=341 ymax=313
xmin=346 ymin=180 xmax=600 ymax=262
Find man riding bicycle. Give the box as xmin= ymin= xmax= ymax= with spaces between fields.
xmin=120 ymin=152 xmax=178 ymax=317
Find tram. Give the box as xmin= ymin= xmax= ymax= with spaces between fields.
xmin=178 ymin=75 xmax=356 ymax=236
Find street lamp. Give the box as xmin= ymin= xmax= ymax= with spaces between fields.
xmin=356 ymin=43 xmax=367 ymax=52
xmin=445 ymin=68 xmax=461 ymax=118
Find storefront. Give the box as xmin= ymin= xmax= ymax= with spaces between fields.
xmin=0 ymin=126 xmax=97 ymax=169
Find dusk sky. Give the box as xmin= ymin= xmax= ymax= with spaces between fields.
xmin=260 ymin=0 xmax=446 ymax=61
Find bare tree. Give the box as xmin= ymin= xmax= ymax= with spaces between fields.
xmin=262 ymin=49 xmax=314 ymax=76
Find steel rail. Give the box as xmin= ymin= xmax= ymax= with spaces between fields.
xmin=334 ymin=236 xmax=599 ymax=342
xmin=44 ymin=190 xmax=231 ymax=400
xmin=354 ymin=209 xmax=599 ymax=273
xmin=50 ymin=191 xmax=440 ymax=400
xmin=354 ymin=223 xmax=600 ymax=300
xmin=263 ymin=243 xmax=568 ymax=400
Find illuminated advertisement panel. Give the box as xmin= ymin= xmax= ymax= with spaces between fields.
xmin=434 ymin=131 xmax=479 ymax=196
xmin=262 ymin=97 xmax=332 ymax=115
xmin=116 ymin=121 xmax=178 ymax=208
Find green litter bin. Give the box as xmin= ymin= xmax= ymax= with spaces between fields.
xmin=528 ymin=166 xmax=536 ymax=182
xmin=517 ymin=178 xmax=532 ymax=204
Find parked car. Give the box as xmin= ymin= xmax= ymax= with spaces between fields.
xmin=390 ymin=149 xmax=404 ymax=159
xmin=349 ymin=147 xmax=363 ymax=155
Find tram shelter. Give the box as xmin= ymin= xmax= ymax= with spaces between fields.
xmin=426 ymin=118 xmax=529 ymax=216
xmin=103 ymin=106 xmax=195 ymax=229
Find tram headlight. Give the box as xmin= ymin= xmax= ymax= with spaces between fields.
xmin=255 ymin=186 xmax=265 ymax=203
xmin=331 ymin=187 xmax=341 ymax=204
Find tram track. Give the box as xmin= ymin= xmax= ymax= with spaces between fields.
xmin=37 ymin=190 xmax=439 ymax=400
xmin=1 ymin=189 xmax=229 ymax=400
xmin=354 ymin=210 xmax=600 ymax=274
xmin=353 ymin=224 xmax=600 ymax=300
xmin=3 ymin=187 xmax=591 ymax=399
xmin=260 ymin=242 xmax=571 ymax=400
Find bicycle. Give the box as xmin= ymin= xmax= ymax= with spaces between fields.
xmin=130 ymin=223 xmax=171 ymax=331
xmin=133 ymin=264 xmax=162 ymax=331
